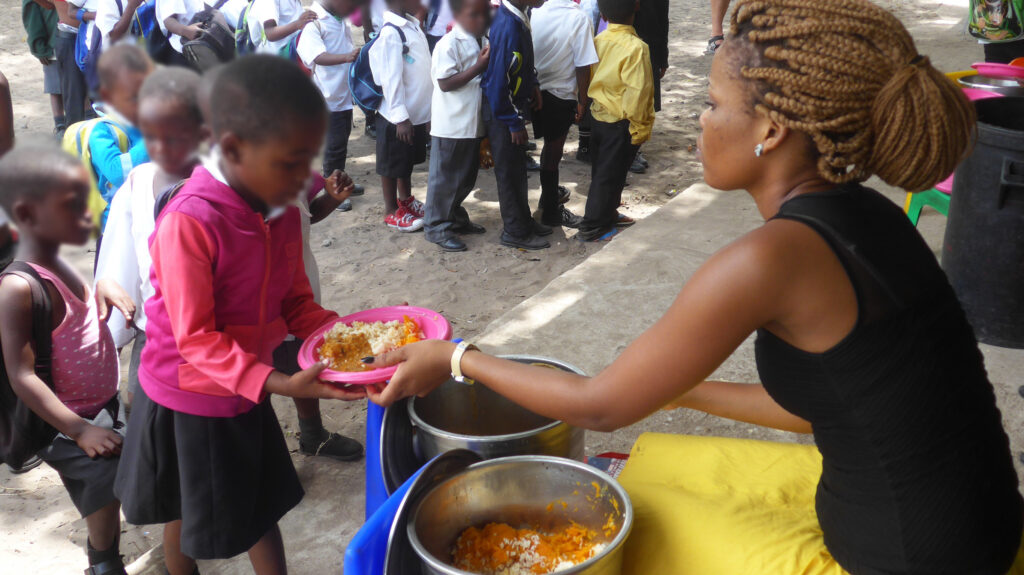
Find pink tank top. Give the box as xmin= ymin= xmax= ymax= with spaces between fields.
xmin=27 ymin=263 xmax=119 ymax=419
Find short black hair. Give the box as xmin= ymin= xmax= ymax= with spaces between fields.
xmin=97 ymin=44 xmax=153 ymax=92
xmin=0 ymin=145 xmax=83 ymax=217
xmin=598 ymin=0 xmax=634 ymax=24
xmin=139 ymin=67 xmax=203 ymax=126
xmin=450 ymin=0 xmax=468 ymax=14
xmin=209 ymin=55 xmax=327 ymax=142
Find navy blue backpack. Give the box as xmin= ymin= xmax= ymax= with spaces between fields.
xmin=349 ymin=23 xmax=407 ymax=113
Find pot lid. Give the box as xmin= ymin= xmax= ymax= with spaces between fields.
xmin=381 ymin=398 xmax=423 ymax=494
xmin=384 ymin=449 xmax=483 ymax=575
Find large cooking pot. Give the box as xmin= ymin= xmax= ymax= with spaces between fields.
xmin=407 ymin=355 xmax=586 ymax=461
xmin=408 ymin=456 xmax=633 ymax=575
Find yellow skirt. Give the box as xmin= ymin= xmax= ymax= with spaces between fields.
xmin=617 ymin=433 xmax=1024 ymax=575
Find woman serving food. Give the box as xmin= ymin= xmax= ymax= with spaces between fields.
xmin=365 ymin=0 xmax=1024 ymax=572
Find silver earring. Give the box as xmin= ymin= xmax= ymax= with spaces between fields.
xmin=754 ymin=144 xmax=764 ymax=157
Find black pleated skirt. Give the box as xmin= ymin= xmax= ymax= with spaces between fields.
xmin=114 ymin=385 xmax=304 ymax=560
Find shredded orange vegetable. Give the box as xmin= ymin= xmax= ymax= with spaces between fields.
xmin=452 ymin=522 xmax=605 ymax=575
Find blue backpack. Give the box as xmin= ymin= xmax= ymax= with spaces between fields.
xmin=350 ymin=23 xmax=407 ymax=113
xmin=235 ymin=0 xmax=258 ymax=56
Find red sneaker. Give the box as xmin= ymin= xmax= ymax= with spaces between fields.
xmin=385 ymin=207 xmax=424 ymax=232
xmin=399 ymin=196 xmax=425 ymax=219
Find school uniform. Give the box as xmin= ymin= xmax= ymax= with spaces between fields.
xmin=369 ymin=10 xmax=432 ymax=179
xmin=250 ymin=0 xmax=303 ymax=54
xmin=424 ymin=0 xmax=453 ymax=50
xmin=634 ymin=0 xmax=669 ymax=111
xmin=53 ymin=1 xmax=89 ymax=123
xmin=531 ymin=0 xmax=598 ymax=216
xmin=481 ymin=0 xmax=539 ymax=239
xmin=424 ymin=24 xmax=487 ymax=243
xmin=296 ymin=3 xmax=355 ymax=176
xmin=579 ymin=24 xmax=655 ymax=241
xmin=94 ymin=0 xmax=145 ymax=50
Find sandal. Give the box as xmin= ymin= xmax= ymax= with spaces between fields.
xmin=614 ymin=213 xmax=636 ymax=228
xmin=706 ymin=35 xmax=724 ymax=55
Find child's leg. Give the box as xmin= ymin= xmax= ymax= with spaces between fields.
xmin=84 ymin=500 xmax=122 ymax=568
xmin=580 ymin=120 xmax=633 ymax=240
xmin=425 ymin=138 xmax=481 ymax=243
xmin=381 ymin=176 xmax=399 ymax=214
xmin=323 ymin=110 xmax=353 ymax=177
xmin=247 ymin=524 xmax=287 ymax=575
xmin=483 ymin=98 xmax=533 ymax=238
xmin=539 ymin=134 xmax=568 ymax=217
xmin=397 ymin=177 xmax=412 ymax=202
xmin=163 ymin=520 xmax=198 ymax=575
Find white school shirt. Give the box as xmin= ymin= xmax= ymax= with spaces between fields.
xmin=430 ymin=25 xmax=486 ymax=139
xmin=367 ymin=0 xmax=386 ymax=32
xmin=426 ymin=0 xmax=452 ymax=38
xmin=94 ymin=0 xmax=145 ymax=50
xmin=157 ymin=0 xmax=206 ymax=53
xmin=296 ymin=3 xmax=354 ymax=112
xmin=251 ymin=0 xmax=304 ymax=53
xmin=218 ymin=0 xmax=250 ymax=29
xmin=369 ymin=11 xmax=433 ymax=126
xmin=531 ymin=0 xmax=599 ymax=101
xmin=93 ymin=162 xmax=158 ymax=348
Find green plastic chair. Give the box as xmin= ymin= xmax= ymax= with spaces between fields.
xmin=904 ymin=187 xmax=951 ymax=227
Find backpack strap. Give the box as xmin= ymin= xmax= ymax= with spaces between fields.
xmin=382 ymin=22 xmax=408 ymax=55
xmin=153 ymin=179 xmax=188 ymax=220
xmin=115 ymin=0 xmax=123 ymax=14
xmin=211 ymin=0 xmax=230 ymax=9
xmin=1 ymin=263 xmax=54 ymax=389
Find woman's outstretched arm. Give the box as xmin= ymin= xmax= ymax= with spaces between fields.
xmin=666 ymin=381 xmax=813 ymax=434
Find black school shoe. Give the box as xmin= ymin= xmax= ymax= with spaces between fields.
xmin=364 ymin=123 xmax=377 ymax=140
xmin=7 ymin=455 xmax=42 ymax=474
xmin=501 ymin=231 xmax=550 ymax=250
xmin=454 ymin=221 xmax=486 ymax=235
xmin=85 ymin=560 xmax=127 ymax=575
xmin=434 ymin=237 xmax=468 ymax=252
xmin=541 ymin=206 xmax=583 ymax=229
xmin=526 ymin=155 xmax=541 ymax=172
xmin=558 ymin=186 xmax=571 ymax=204
xmin=533 ymin=221 xmax=553 ymax=236
xmin=300 ymin=432 xmax=364 ymax=461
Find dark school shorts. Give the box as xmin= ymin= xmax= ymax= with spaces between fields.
xmin=375 ymin=115 xmax=428 ymax=179
xmin=533 ymin=91 xmax=577 ymax=141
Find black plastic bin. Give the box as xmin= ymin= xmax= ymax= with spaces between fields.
xmin=942 ymin=97 xmax=1024 ymax=348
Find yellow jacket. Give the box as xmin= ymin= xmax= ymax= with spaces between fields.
xmin=588 ymin=24 xmax=656 ymax=145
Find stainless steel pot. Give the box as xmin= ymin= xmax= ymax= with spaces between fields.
xmin=959 ymin=74 xmax=1024 ymax=97
xmin=408 ymin=456 xmax=633 ymax=575
xmin=407 ymin=355 xmax=585 ymax=462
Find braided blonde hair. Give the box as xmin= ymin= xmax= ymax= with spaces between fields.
xmin=729 ymin=0 xmax=975 ymax=192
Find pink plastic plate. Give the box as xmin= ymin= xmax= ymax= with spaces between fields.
xmin=298 ymin=306 xmax=452 ymax=385
xmin=971 ymin=62 xmax=1024 ymax=80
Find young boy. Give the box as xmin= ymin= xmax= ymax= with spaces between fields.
xmin=296 ymin=0 xmax=368 ymax=212
xmin=251 ymin=0 xmax=315 ymax=55
xmin=52 ymin=0 xmax=91 ymax=125
xmin=94 ymin=67 xmax=206 ymax=408
xmin=481 ymin=0 xmax=550 ymax=250
xmin=22 ymin=0 xmax=65 ymax=138
xmin=368 ymin=0 xmax=433 ymax=232
xmin=95 ymin=0 xmax=146 ymax=51
xmin=0 ymin=145 xmax=127 ymax=575
xmin=530 ymin=0 xmax=598 ymax=229
xmin=89 ymin=44 xmax=152 ymax=230
xmin=424 ymin=0 xmax=489 ymax=252
xmin=577 ymin=0 xmax=654 ymax=242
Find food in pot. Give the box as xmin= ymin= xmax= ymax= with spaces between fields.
xmin=318 ymin=316 xmax=423 ymax=372
xmin=452 ymin=522 xmax=606 ymax=574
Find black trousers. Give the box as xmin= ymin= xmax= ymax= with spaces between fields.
xmin=54 ymin=30 xmax=89 ymax=125
xmin=323 ymin=110 xmax=353 ymax=176
xmin=424 ymin=137 xmax=481 ymax=242
xmin=579 ymin=119 xmax=638 ymax=240
xmin=483 ymin=95 xmax=533 ymax=238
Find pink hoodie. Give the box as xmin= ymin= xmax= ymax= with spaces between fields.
xmin=140 ymin=166 xmax=336 ymax=417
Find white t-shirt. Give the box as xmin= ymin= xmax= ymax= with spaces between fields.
xmin=369 ymin=11 xmax=433 ymax=126
xmin=430 ymin=25 xmax=486 ymax=139
xmin=426 ymin=0 xmax=452 ymax=38
xmin=93 ymin=162 xmax=159 ymax=348
xmin=532 ymin=0 xmax=599 ymax=101
xmin=94 ymin=0 xmax=146 ymax=50
xmin=157 ymin=0 xmax=206 ymax=53
xmin=251 ymin=0 xmax=304 ymax=53
xmin=296 ymin=3 xmax=355 ymax=112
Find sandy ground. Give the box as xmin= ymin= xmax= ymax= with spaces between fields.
xmin=0 ymin=0 xmax=993 ymax=572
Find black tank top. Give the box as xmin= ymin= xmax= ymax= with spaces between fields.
xmin=755 ymin=185 xmax=1022 ymax=575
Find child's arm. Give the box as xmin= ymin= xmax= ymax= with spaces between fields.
xmin=372 ymin=27 xmax=415 ymax=142
xmin=107 ymin=0 xmax=144 ymax=43
xmin=0 ymin=277 xmax=123 ymax=458
xmin=262 ymin=9 xmax=316 ymax=42
xmin=575 ymin=65 xmax=591 ymax=121
xmin=88 ymin=125 xmax=150 ymax=204
xmin=295 ymin=20 xmax=359 ymax=68
xmin=360 ymin=5 xmax=373 ymax=42
xmin=620 ymin=44 xmax=656 ymax=145
xmin=163 ymin=15 xmax=202 ymax=41
xmin=310 ymin=170 xmax=355 ymax=224
xmin=312 ymin=50 xmax=361 ymax=66
xmin=437 ymin=45 xmax=489 ymax=93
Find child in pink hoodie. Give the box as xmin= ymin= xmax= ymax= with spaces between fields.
xmin=113 ymin=56 xmax=360 ymax=574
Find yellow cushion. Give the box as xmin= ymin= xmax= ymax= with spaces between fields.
xmin=617 ymin=433 xmax=1024 ymax=575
